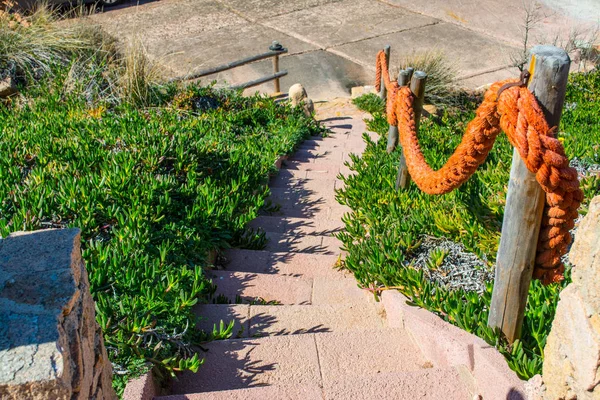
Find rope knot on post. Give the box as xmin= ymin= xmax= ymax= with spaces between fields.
xmin=374 ymin=48 xmax=582 ymax=286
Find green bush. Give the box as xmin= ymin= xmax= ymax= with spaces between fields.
xmin=339 ymin=69 xmax=600 ymax=379
xmin=0 ymin=65 xmax=322 ymax=393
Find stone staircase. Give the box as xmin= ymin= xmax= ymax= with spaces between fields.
xmin=157 ymin=100 xmax=475 ymax=399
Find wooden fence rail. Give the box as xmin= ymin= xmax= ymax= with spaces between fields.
xmin=169 ymin=41 xmax=288 ymax=94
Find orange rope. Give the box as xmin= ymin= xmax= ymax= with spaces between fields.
xmin=375 ymin=50 xmax=583 ymax=284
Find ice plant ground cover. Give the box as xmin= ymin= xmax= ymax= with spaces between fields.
xmin=337 ymin=69 xmax=600 ymax=379
xmin=0 ymin=64 xmax=322 ymax=394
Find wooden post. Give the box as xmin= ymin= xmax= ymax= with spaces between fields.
xmin=269 ymin=41 xmax=285 ymax=94
xmin=396 ymin=71 xmax=427 ymax=190
xmin=272 ymin=55 xmax=280 ymax=93
xmin=379 ymin=45 xmax=391 ymax=101
xmin=398 ymin=69 xmax=411 ymax=87
xmin=488 ymin=45 xmax=570 ymax=343
xmin=386 ymin=70 xmax=411 ymax=153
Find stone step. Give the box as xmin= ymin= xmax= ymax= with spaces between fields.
xmin=194 ymin=303 xmax=385 ymax=338
xmin=248 ymin=215 xmax=344 ymax=235
xmin=222 ymin=249 xmax=346 ymax=278
xmin=263 ymin=195 xmax=349 ymax=220
xmin=169 ymin=328 xmax=429 ymax=395
xmin=209 ymin=270 xmax=371 ymax=305
xmin=322 ymin=367 xmax=473 ymax=400
xmin=298 ymin=140 xmax=367 ymax=154
xmin=267 ymin=186 xmax=338 ymax=206
xmin=263 ymin=231 xmax=341 ymax=255
xmin=208 ymin=270 xmax=313 ymax=305
xmin=158 ymin=384 xmax=323 ymax=400
xmin=287 ymin=149 xmax=345 ymax=164
xmin=283 ymin=160 xmax=343 ymax=173
xmin=159 ymin=366 xmax=471 ymax=400
xmin=269 ymin=172 xmax=339 ymax=189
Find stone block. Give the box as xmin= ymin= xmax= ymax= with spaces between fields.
xmin=0 ymin=229 xmax=116 ymax=400
xmin=543 ymin=196 xmax=600 ymax=399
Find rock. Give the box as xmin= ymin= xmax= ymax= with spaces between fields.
xmin=0 ymin=229 xmax=116 ymax=400
xmin=0 ymin=75 xmax=17 ymax=98
xmin=524 ymin=374 xmax=545 ymax=400
xmin=542 ymin=196 xmax=600 ymax=400
xmin=288 ymin=83 xmax=313 ymax=118
xmin=303 ymin=98 xmax=314 ymax=117
xmin=570 ymin=196 xmax=600 ymax=311
xmin=289 ymin=83 xmax=307 ymax=107
xmin=423 ymin=104 xmax=438 ymax=117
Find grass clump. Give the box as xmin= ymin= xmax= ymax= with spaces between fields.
xmin=117 ymin=38 xmax=160 ymax=106
xmin=0 ymin=2 xmax=96 ymax=81
xmin=392 ymin=50 xmax=458 ymax=106
xmin=339 ymin=68 xmax=600 ymax=380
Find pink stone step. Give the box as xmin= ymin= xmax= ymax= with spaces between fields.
xmin=323 ymin=367 xmax=472 ymax=400
xmin=170 ymin=334 xmax=322 ymax=394
xmin=159 ymin=384 xmax=323 ymax=400
xmin=268 ymin=185 xmax=337 ymax=206
xmin=208 ymin=270 xmax=367 ymax=305
xmin=248 ymin=303 xmax=385 ymax=337
xmin=194 ymin=303 xmax=385 ymax=338
xmin=298 ymin=138 xmax=367 ymax=153
xmin=222 ymin=249 xmax=346 ymax=279
xmin=194 ymin=304 xmax=249 ymax=338
xmin=248 ymin=216 xmax=344 ymax=236
xmin=314 ymin=328 xmax=428 ymax=378
xmin=169 ymin=328 xmax=426 ymax=395
xmin=264 ymin=231 xmax=337 ymax=255
xmin=320 ymin=235 xmax=344 ymax=252
xmin=260 ymin=204 xmax=329 ymax=219
xmin=288 ymin=149 xmax=345 ymax=164
xmin=283 ymin=161 xmax=341 ymax=173
xmin=208 ymin=271 xmax=313 ymax=305
xmin=160 ymin=367 xmax=470 ymax=400
xmin=311 ymin=276 xmax=372 ymax=304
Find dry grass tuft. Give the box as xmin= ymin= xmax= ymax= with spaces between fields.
xmin=0 ymin=1 xmax=94 ymax=79
xmin=118 ymin=38 xmax=161 ymax=106
xmin=392 ymin=50 xmax=458 ymax=105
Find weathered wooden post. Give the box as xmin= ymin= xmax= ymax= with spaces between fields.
xmin=386 ymin=70 xmax=411 ymax=153
xmin=396 ymin=70 xmax=427 ymax=190
xmin=379 ymin=45 xmax=391 ymax=101
xmin=488 ymin=45 xmax=570 ymax=343
xmin=270 ymin=41 xmax=284 ymax=93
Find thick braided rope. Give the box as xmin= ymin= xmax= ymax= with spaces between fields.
xmin=375 ymin=51 xmax=400 ymax=125
xmin=375 ymin=51 xmax=583 ymax=284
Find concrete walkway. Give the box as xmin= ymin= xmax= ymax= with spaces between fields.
xmin=91 ymin=0 xmax=599 ymax=100
xmin=149 ymin=100 xmax=474 ymax=399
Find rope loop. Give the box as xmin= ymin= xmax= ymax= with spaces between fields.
xmin=374 ymin=50 xmax=583 ymax=284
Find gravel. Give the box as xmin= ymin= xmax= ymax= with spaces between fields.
xmin=411 ymin=235 xmax=493 ymax=294
xmin=569 ymin=157 xmax=600 ymax=177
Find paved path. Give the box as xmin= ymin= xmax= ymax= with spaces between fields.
xmin=91 ymin=0 xmax=598 ymax=100
xmin=151 ymin=100 xmax=475 ymax=399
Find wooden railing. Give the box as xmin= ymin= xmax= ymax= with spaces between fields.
xmin=170 ymin=41 xmax=288 ymax=93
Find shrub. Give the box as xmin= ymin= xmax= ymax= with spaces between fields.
xmin=338 ymin=68 xmax=600 ymax=379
